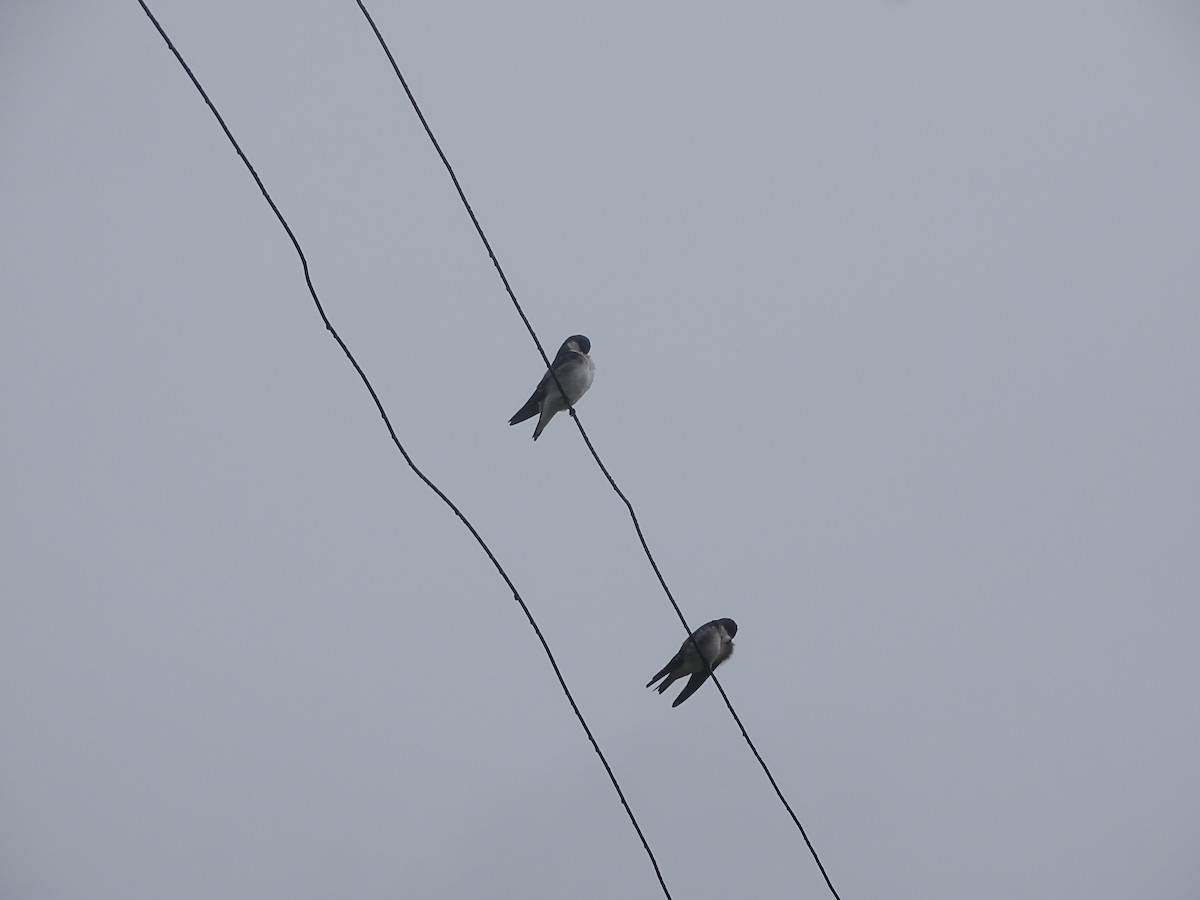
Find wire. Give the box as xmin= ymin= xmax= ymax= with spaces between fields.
xmin=133 ymin=3 xmax=674 ymax=898
xmin=350 ymin=4 xmax=846 ymax=898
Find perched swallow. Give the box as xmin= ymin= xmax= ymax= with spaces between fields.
xmin=508 ymin=335 xmax=595 ymax=440
xmin=646 ymin=618 xmax=738 ymax=707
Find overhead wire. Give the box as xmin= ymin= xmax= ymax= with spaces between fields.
xmin=133 ymin=2 xmax=675 ymax=897
xmin=349 ymin=3 xmax=846 ymax=898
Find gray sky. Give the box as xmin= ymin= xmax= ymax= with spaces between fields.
xmin=3 ymin=1 xmax=1199 ymax=898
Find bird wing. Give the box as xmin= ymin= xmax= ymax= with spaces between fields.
xmin=671 ymin=669 xmax=713 ymax=707
xmin=508 ymin=379 xmax=546 ymax=425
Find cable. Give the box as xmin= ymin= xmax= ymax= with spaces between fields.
xmin=351 ymin=4 xmax=846 ymax=898
xmin=133 ymin=4 xmax=674 ymax=898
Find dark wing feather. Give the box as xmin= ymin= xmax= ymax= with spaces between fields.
xmin=671 ymin=670 xmax=712 ymax=707
xmin=509 ymin=380 xmax=546 ymax=425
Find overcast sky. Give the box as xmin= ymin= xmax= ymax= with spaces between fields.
xmin=3 ymin=2 xmax=1199 ymax=898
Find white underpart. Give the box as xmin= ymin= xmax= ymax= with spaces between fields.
xmin=556 ymin=354 xmax=596 ymax=406
xmin=533 ymin=354 xmax=595 ymax=438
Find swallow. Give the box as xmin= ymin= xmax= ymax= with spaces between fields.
xmin=508 ymin=335 xmax=595 ymax=440
xmin=646 ymin=618 xmax=738 ymax=707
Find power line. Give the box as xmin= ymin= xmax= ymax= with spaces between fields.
xmin=133 ymin=3 xmax=674 ymax=897
xmin=349 ymin=4 xmax=846 ymax=898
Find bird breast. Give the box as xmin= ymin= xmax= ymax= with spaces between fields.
xmin=556 ymin=355 xmax=595 ymax=404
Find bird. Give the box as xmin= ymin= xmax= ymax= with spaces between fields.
xmin=508 ymin=335 xmax=595 ymax=440
xmin=646 ymin=618 xmax=737 ymax=707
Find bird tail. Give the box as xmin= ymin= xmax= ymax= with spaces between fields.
xmin=646 ymin=662 xmax=676 ymax=691
xmin=531 ymin=406 xmax=558 ymax=440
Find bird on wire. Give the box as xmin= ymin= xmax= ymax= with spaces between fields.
xmin=509 ymin=335 xmax=595 ymax=440
xmin=647 ymin=618 xmax=738 ymax=707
